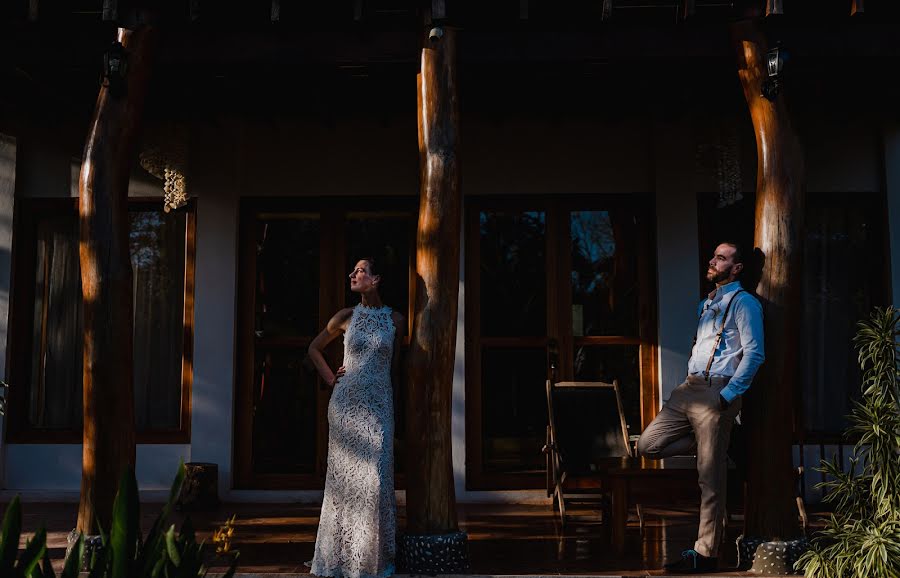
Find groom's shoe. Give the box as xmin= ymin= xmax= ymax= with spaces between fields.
xmin=664 ymin=549 xmax=718 ymax=574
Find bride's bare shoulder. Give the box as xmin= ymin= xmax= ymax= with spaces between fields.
xmin=391 ymin=310 xmax=407 ymax=337
xmin=327 ymin=307 xmax=355 ymax=331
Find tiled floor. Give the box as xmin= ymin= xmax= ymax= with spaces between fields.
xmin=11 ymin=499 xmax=810 ymax=577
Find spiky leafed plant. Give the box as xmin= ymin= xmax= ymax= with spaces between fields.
xmin=797 ymin=306 xmax=900 ymax=578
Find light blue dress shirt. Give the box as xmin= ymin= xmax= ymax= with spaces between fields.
xmin=687 ymin=280 xmax=765 ymax=403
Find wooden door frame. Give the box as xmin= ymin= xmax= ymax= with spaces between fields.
xmin=464 ymin=194 xmax=658 ymax=490
xmin=233 ymin=196 xmax=417 ymax=490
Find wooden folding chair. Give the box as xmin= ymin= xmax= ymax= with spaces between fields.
xmin=543 ymin=379 xmax=633 ymax=527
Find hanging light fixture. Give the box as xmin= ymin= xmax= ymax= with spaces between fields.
xmin=761 ymin=43 xmax=784 ymax=101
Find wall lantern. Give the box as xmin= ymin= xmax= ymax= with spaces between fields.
xmin=103 ymin=41 xmax=128 ymax=96
xmin=761 ymin=43 xmax=784 ymax=101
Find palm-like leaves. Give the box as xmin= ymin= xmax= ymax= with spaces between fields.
xmin=797 ymin=307 xmax=900 ymax=578
xmin=0 ymin=463 xmax=238 ymax=578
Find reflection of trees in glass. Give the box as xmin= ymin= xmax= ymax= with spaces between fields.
xmin=570 ymin=211 xmax=638 ymax=336
xmin=129 ymin=210 xmax=186 ymax=430
xmin=571 ymin=210 xmax=615 ymax=296
xmin=479 ymin=212 xmax=546 ymax=336
xmin=130 ymin=211 xmax=177 ymax=302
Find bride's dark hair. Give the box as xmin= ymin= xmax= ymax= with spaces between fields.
xmin=359 ymin=257 xmax=382 ymax=287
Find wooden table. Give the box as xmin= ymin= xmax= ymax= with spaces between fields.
xmin=607 ymin=456 xmax=699 ymax=553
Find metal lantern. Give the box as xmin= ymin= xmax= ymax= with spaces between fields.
xmin=766 ymin=45 xmax=782 ymax=78
xmin=103 ymin=41 xmax=128 ymax=96
xmin=761 ymin=44 xmax=784 ymax=101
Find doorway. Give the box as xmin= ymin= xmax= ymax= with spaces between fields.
xmin=234 ymin=197 xmax=416 ymax=489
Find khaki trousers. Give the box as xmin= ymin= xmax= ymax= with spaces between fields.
xmin=636 ymin=374 xmax=742 ymax=558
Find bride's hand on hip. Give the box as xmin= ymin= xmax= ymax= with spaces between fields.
xmin=330 ymin=366 xmax=346 ymax=387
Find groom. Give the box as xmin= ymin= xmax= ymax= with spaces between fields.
xmin=637 ymin=242 xmax=765 ymax=574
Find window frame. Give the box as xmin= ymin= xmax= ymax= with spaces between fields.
xmin=6 ymin=197 xmax=196 ymax=444
xmin=464 ymin=194 xmax=659 ymax=490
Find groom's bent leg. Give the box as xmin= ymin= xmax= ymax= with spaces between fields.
xmin=637 ymin=405 xmax=696 ymax=459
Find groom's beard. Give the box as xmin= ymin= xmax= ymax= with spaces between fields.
xmin=707 ymin=267 xmax=732 ymax=284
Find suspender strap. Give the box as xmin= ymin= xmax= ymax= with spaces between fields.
xmin=704 ymin=289 xmax=745 ymax=379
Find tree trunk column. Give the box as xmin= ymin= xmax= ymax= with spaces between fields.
xmin=77 ymin=24 xmax=156 ymax=535
xmin=733 ymin=17 xmax=805 ymax=565
xmin=401 ymin=25 xmax=469 ymax=573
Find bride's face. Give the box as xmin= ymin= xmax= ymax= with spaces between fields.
xmin=349 ymin=260 xmax=380 ymax=293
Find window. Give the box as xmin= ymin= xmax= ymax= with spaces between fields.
xmin=696 ymin=191 xmax=890 ymax=441
xmin=466 ymin=195 xmax=658 ymax=489
xmin=8 ymin=199 xmax=195 ymax=443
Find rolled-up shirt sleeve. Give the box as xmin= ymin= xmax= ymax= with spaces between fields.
xmin=720 ymin=294 xmax=765 ymax=403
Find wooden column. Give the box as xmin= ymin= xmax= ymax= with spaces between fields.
xmin=76 ymin=23 xmax=156 ymax=534
xmin=403 ymin=24 xmax=468 ymax=573
xmin=733 ymin=18 xmax=803 ymax=541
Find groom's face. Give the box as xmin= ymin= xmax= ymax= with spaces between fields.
xmin=706 ymin=244 xmax=743 ymax=285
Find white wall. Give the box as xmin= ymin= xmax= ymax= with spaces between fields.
xmin=653 ymin=120 xmax=701 ymax=401
xmin=189 ymin=118 xmax=240 ymax=499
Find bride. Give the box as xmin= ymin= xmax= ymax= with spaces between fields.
xmin=307 ymin=257 xmax=406 ymax=578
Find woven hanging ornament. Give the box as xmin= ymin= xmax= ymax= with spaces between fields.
xmin=139 ymin=123 xmax=188 ymax=212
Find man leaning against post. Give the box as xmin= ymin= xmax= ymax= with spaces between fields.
xmin=637 ymin=242 xmax=764 ymax=574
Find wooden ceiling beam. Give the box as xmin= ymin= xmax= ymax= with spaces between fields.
xmin=851 ymin=0 xmax=864 ymax=16
xmin=766 ymin=0 xmax=783 ymax=16
xmin=431 ymin=0 xmax=446 ymax=21
xmin=601 ymin=0 xmax=613 ymax=21
xmin=103 ymin=0 xmax=117 ymax=21
xmin=682 ymin=0 xmax=695 ymax=20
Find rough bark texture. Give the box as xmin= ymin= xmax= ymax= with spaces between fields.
xmin=406 ymin=27 xmax=461 ymax=535
xmin=733 ymin=19 xmax=803 ymax=540
xmin=77 ymin=24 xmax=156 ymax=534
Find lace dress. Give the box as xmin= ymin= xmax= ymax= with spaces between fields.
xmin=311 ymin=305 xmax=397 ymax=578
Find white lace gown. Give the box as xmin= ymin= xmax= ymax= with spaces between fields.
xmin=311 ymin=305 xmax=397 ymax=578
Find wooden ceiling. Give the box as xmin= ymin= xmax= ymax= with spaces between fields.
xmin=4 ymin=0 xmax=899 ymax=26
xmin=2 ymin=0 xmax=899 ymax=129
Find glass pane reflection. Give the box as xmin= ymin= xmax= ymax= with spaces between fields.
xmin=130 ymin=210 xmax=186 ymax=430
xmin=252 ymin=348 xmax=317 ymax=474
xmin=256 ymin=216 xmax=320 ymax=338
xmin=570 ymin=211 xmax=639 ymax=336
xmin=481 ymin=347 xmax=547 ymax=473
xmin=480 ymin=211 xmax=546 ymax=337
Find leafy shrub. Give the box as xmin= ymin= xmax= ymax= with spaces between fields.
xmin=796 ymin=307 xmax=900 ymax=578
xmin=0 ymin=463 xmax=238 ymax=578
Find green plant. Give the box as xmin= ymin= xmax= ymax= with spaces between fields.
xmin=0 ymin=496 xmax=83 ymax=578
xmin=0 ymin=463 xmax=238 ymax=578
xmin=89 ymin=462 xmax=239 ymax=578
xmin=797 ymin=306 xmax=900 ymax=578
